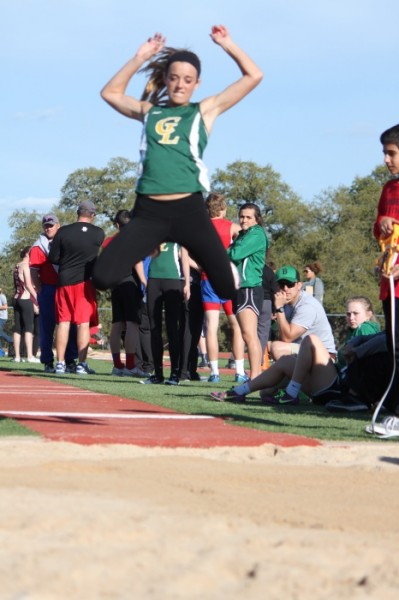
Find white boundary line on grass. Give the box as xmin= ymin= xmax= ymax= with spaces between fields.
xmin=0 ymin=410 xmax=214 ymax=420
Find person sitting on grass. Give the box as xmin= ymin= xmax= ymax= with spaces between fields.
xmin=210 ymin=295 xmax=380 ymax=408
xmin=323 ymin=296 xmax=380 ymax=411
xmin=210 ymin=333 xmax=340 ymax=405
xmin=270 ymin=265 xmax=336 ymax=361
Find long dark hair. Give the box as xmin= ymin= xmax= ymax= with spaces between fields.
xmin=19 ymin=246 xmax=31 ymax=259
xmin=139 ymin=47 xmax=200 ymax=105
xmin=238 ymin=202 xmax=264 ymax=226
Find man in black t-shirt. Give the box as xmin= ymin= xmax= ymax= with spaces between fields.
xmin=49 ymin=200 xmax=104 ymax=375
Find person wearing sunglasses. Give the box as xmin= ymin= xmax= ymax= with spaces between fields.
xmin=210 ymin=265 xmax=336 ymax=405
xmin=270 ymin=265 xmax=335 ymax=361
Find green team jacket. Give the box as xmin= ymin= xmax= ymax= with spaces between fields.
xmin=227 ymin=225 xmax=268 ymax=288
xmin=337 ymin=320 xmax=381 ymax=370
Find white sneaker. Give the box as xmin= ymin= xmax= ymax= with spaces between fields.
xmin=365 ymin=416 xmax=399 ymax=438
xmin=124 ymin=367 xmax=148 ymax=378
xmin=27 ymin=357 xmax=40 ymax=363
xmin=112 ymin=366 xmax=125 ymax=376
xmin=55 ymin=361 xmax=66 ymax=374
xmin=76 ymin=362 xmax=95 ymax=375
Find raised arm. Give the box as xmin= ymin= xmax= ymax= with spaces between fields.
xmin=100 ymin=33 xmax=166 ymax=121
xmin=200 ymin=25 xmax=263 ymax=132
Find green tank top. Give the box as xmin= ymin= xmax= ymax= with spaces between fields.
xmin=136 ymin=103 xmax=210 ymax=195
xmin=148 ymin=243 xmax=182 ymax=279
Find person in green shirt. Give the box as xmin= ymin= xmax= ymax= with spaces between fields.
xmin=92 ymin=25 xmax=263 ymax=303
xmin=143 ymin=242 xmax=190 ymax=385
xmin=228 ymin=203 xmax=268 ymax=380
xmin=336 ymin=296 xmax=380 ymax=370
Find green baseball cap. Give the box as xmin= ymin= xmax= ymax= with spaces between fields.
xmin=275 ymin=265 xmax=300 ymax=283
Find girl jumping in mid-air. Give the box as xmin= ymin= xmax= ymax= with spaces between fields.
xmin=92 ymin=25 xmax=263 ymax=299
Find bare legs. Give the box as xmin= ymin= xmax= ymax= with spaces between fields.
xmin=13 ymin=331 xmax=34 ymax=361
xmin=246 ymin=334 xmax=337 ymax=398
xmin=56 ymin=322 xmax=90 ymax=364
xmin=236 ymin=308 xmax=262 ymax=379
xmin=205 ymin=310 xmax=245 ymax=375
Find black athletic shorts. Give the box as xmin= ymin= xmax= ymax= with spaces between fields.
xmin=234 ymin=287 xmax=264 ymax=316
xmin=111 ymin=281 xmax=142 ymax=324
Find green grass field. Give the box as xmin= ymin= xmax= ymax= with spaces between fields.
xmin=0 ymin=357 xmax=383 ymax=442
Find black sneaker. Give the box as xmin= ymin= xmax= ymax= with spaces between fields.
xmin=165 ymin=373 xmax=180 ymax=386
xmin=224 ymin=359 xmax=236 ymax=369
xmin=197 ymin=359 xmax=209 ymax=368
xmin=189 ymin=372 xmax=202 ymax=381
xmin=44 ymin=362 xmax=55 ymax=374
xmin=141 ymin=375 xmax=164 ymax=385
xmin=66 ymin=361 xmax=77 ymax=374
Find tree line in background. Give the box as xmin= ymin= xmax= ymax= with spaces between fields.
xmin=0 ymin=157 xmax=387 ymax=326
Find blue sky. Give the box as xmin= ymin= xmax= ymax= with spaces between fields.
xmin=1 ymin=0 xmax=397 ymax=248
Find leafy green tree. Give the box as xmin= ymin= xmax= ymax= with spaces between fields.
xmin=0 ymin=157 xmax=391 ymax=331
xmin=306 ymin=165 xmax=389 ymax=315
xmin=210 ymin=160 xmax=314 ymax=265
xmin=59 ymin=157 xmax=138 ymax=233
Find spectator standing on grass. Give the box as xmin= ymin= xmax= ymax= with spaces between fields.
xmin=12 ymin=247 xmax=40 ymax=363
xmin=102 ymin=209 xmax=147 ymax=377
xmin=368 ymin=123 xmax=399 ymax=438
xmin=201 ymin=193 xmax=245 ymax=383
xmin=30 ymin=214 xmax=78 ymax=373
xmin=143 ymin=242 xmax=190 ymax=385
xmin=0 ymin=286 xmax=13 ymax=351
xmin=48 ymin=201 xmax=104 ymax=375
xmin=257 ymin=259 xmax=278 ymax=362
xmin=303 ymin=260 xmax=324 ymax=304
xmin=135 ymin=255 xmax=154 ymax=376
xmin=179 ymin=259 xmax=205 ymax=382
xmin=228 ymin=203 xmax=267 ymax=380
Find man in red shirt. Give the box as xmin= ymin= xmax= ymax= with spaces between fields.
xmin=30 ymin=214 xmax=78 ymax=373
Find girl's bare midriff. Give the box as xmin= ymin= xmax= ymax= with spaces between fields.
xmin=148 ymin=193 xmax=192 ymax=201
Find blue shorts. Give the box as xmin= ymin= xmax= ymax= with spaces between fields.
xmin=201 ymin=279 xmax=234 ymax=316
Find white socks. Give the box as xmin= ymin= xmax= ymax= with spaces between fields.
xmin=286 ymin=380 xmax=302 ymax=399
xmin=209 ymin=360 xmax=219 ymax=375
xmin=235 ymin=358 xmax=245 ymax=376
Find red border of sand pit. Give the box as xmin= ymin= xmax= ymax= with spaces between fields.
xmin=0 ymin=370 xmax=321 ymax=448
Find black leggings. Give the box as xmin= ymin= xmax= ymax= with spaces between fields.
xmin=92 ymin=194 xmax=236 ymax=299
xmin=13 ymin=298 xmax=34 ymax=334
xmin=146 ymin=278 xmax=183 ymax=378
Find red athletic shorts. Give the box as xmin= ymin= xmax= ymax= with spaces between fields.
xmin=201 ymin=279 xmax=234 ymax=316
xmin=55 ymin=281 xmax=98 ymax=326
